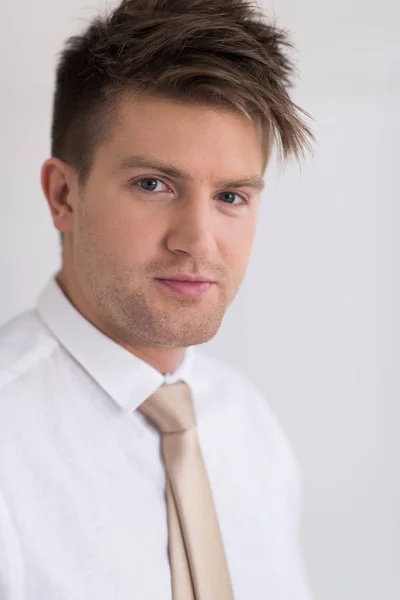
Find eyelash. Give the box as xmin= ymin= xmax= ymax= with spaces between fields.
xmin=132 ymin=177 xmax=248 ymax=208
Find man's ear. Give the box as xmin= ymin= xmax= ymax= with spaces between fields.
xmin=40 ymin=158 xmax=77 ymax=234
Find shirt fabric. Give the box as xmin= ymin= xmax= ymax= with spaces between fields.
xmin=0 ymin=278 xmax=313 ymax=600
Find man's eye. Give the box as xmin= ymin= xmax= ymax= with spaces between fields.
xmin=218 ymin=192 xmax=247 ymax=207
xmin=135 ymin=178 xmax=248 ymax=208
xmin=137 ymin=178 xmax=168 ymax=192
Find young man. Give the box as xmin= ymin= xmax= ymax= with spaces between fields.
xmin=0 ymin=0 xmax=314 ymax=598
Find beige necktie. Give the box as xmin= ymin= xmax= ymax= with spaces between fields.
xmin=137 ymin=381 xmax=233 ymax=600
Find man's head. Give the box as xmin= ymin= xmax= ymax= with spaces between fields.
xmin=41 ymin=0 xmax=312 ymax=359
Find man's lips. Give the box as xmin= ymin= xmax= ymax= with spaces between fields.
xmin=154 ymin=278 xmax=214 ymax=298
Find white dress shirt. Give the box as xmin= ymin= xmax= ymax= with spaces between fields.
xmin=0 ymin=278 xmax=313 ymax=600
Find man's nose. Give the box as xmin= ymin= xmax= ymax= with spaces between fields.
xmin=165 ymin=196 xmax=218 ymax=259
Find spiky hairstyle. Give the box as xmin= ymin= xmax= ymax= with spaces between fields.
xmin=51 ymin=0 xmax=313 ymax=185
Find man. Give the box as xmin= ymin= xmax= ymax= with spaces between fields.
xmin=0 ymin=0 xmax=314 ymax=598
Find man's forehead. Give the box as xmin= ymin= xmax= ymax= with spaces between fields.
xmin=106 ymin=91 xmax=267 ymax=175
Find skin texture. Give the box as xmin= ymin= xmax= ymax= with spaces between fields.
xmin=41 ymin=92 xmax=266 ymax=375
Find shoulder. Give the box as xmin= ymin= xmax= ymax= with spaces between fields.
xmin=193 ymin=349 xmax=262 ymax=396
xmin=194 ymin=349 xmax=279 ymax=418
xmin=194 ymin=349 xmax=301 ymax=475
xmin=0 ymin=309 xmax=58 ymax=394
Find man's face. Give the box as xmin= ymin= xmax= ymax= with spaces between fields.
xmin=70 ymin=92 xmax=265 ymax=349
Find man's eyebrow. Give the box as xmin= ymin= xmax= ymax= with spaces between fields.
xmin=112 ymin=155 xmax=265 ymax=192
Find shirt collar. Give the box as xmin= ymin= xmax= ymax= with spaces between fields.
xmin=36 ymin=277 xmax=196 ymax=412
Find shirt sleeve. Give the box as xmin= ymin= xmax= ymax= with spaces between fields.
xmin=248 ymin=378 xmax=315 ymax=600
xmin=285 ymin=453 xmax=315 ymax=600
xmin=0 ymin=487 xmax=24 ymax=600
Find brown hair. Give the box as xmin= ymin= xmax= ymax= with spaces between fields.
xmin=51 ymin=0 xmax=313 ymax=187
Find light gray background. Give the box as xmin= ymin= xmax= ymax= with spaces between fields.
xmin=0 ymin=1 xmax=399 ymax=598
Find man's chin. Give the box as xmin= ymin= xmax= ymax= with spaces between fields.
xmin=148 ymin=323 xmax=222 ymax=348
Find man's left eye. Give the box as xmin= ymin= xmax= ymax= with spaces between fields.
xmin=219 ymin=192 xmax=243 ymax=205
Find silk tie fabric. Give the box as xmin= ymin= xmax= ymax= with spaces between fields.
xmin=137 ymin=381 xmax=233 ymax=600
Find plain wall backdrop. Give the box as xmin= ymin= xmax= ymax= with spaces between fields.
xmin=0 ymin=1 xmax=399 ymax=598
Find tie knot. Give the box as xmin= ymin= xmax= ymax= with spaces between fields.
xmin=138 ymin=381 xmax=196 ymax=434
